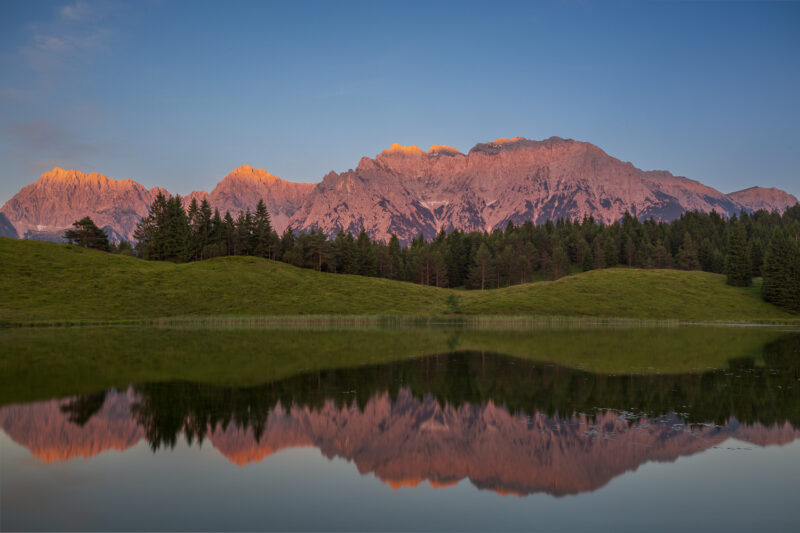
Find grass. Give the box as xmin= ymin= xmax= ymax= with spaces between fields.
xmin=0 ymin=237 xmax=796 ymax=324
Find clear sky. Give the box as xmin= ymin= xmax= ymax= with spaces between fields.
xmin=1 ymin=0 xmax=798 ymax=205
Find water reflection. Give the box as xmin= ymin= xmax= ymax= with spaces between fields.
xmin=3 ymin=344 xmax=799 ymax=498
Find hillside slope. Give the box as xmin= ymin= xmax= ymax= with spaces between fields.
xmin=0 ymin=238 xmax=794 ymax=323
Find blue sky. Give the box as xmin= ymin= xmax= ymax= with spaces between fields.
xmin=1 ymin=0 xmax=798 ymax=204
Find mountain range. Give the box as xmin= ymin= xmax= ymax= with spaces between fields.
xmin=2 ymin=137 xmax=796 ymax=243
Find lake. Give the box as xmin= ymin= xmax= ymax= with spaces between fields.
xmin=1 ymin=326 xmax=799 ymax=531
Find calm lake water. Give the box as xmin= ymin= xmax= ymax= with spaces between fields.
xmin=1 ymin=326 xmax=799 ymax=531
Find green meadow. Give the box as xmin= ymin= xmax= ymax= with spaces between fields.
xmin=1 ymin=237 xmax=796 ymax=324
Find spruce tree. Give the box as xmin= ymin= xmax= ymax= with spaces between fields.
xmin=356 ymin=228 xmax=377 ymax=276
xmin=551 ymin=244 xmax=570 ymax=279
xmin=253 ymin=199 xmax=273 ymax=258
xmin=762 ymin=230 xmax=800 ymax=311
xmin=678 ymin=233 xmax=699 ymax=270
xmin=223 ymin=212 xmax=237 ymax=255
xmin=186 ymin=198 xmax=200 ymax=260
xmin=387 ymin=234 xmax=403 ymax=280
xmin=163 ymin=195 xmax=189 ymax=262
xmin=725 ymin=222 xmax=751 ymax=286
xmin=748 ymin=239 xmax=764 ymax=278
xmin=197 ymin=199 xmax=213 ymax=258
xmin=581 ymin=246 xmax=594 ymax=271
xmin=469 ymin=242 xmax=494 ymax=290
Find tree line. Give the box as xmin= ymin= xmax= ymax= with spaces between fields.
xmin=66 ymin=191 xmax=800 ymax=311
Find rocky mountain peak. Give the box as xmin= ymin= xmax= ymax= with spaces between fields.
xmin=224 ymin=165 xmax=281 ymax=183
xmin=428 ymin=144 xmax=462 ymax=156
xmin=379 ymin=143 xmax=427 ymax=157
xmin=2 ymin=136 xmax=796 ymax=245
xmin=727 ymin=186 xmax=799 ymax=213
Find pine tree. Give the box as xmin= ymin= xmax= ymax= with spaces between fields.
xmin=387 ymin=234 xmax=403 ymax=280
xmin=551 ymin=244 xmax=570 ymax=280
xmin=603 ymin=237 xmax=618 ymax=267
xmin=253 ymin=199 xmax=273 ymax=258
xmin=356 ymin=228 xmax=377 ymax=276
xmin=64 ymin=217 xmax=110 ymax=251
xmin=762 ymin=230 xmax=800 ymax=311
xmin=309 ymin=228 xmax=328 ymax=271
xmin=725 ymin=222 xmax=751 ymax=286
xmin=431 ymin=250 xmax=448 ymax=287
xmin=469 ymin=242 xmax=494 ymax=290
xmin=677 ymin=233 xmax=699 ymax=270
xmin=197 ymin=199 xmax=213 ymax=258
xmin=223 ymin=212 xmax=237 ymax=255
xmin=134 ymin=192 xmax=169 ymax=260
xmin=186 ymin=198 xmax=200 ymax=260
xmin=748 ymin=239 xmax=764 ymax=278
xmin=581 ymin=246 xmax=594 ymax=271
xmin=163 ymin=195 xmax=189 ymax=262
xmin=235 ymin=211 xmax=253 ymax=255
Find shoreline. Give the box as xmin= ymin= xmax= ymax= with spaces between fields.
xmin=4 ymin=314 xmax=800 ymax=329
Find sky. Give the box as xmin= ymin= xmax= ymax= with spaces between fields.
xmin=1 ymin=0 xmax=798 ymax=204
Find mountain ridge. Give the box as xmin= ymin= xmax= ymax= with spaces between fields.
xmin=1 ymin=137 xmax=796 ymax=243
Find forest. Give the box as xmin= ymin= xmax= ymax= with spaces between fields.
xmin=66 ymin=192 xmax=800 ymax=311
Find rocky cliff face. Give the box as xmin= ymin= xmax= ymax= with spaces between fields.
xmin=727 ymin=186 xmax=799 ymax=213
xmin=0 ymin=213 xmax=18 ymax=238
xmin=287 ymin=137 xmax=797 ymax=242
xmin=2 ymin=388 xmax=797 ymax=497
xmin=1 ymin=138 xmax=796 ymax=243
xmin=185 ymin=165 xmax=314 ymax=233
xmin=0 ymin=168 xmax=166 ymax=242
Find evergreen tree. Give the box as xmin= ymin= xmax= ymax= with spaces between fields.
xmin=593 ymin=238 xmax=606 ymax=269
xmin=677 ymin=233 xmax=699 ymax=270
xmin=581 ymin=246 xmax=594 ymax=272
xmin=253 ymin=199 xmax=273 ymax=258
xmin=725 ymin=222 xmax=751 ymax=286
xmin=309 ymin=227 xmax=328 ymax=271
xmin=134 ymin=192 xmax=169 ymax=259
xmin=762 ymin=230 xmax=800 ymax=311
xmin=387 ymin=234 xmax=403 ymax=280
xmin=603 ymin=237 xmax=618 ymax=267
xmin=112 ymin=239 xmax=135 ymax=256
xmin=356 ymin=228 xmax=377 ymax=276
xmin=223 ymin=212 xmax=237 ymax=255
xmin=186 ymin=198 xmax=200 ymax=259
xmin=133 ymin=192 xmax=188 ymax=261
xmin=164 ymin=196 xmax=189 ymax=262
xmin=197 ymin=199 xmax=213 ymax=258
xmin=235 ymin=211 xmax=254 ymax=255
xmin=64 ymin=217 xmax=110 ymax=251
xmin=551 ymin=244 xmax=570 ymax=280
xmin=332 ymin=231 xmax=358 ymax=274
xmin=445 ymin=231 xmax=467 ymax=287
xmin=748 ymin=239 xmax=764 ymax=278
xmin=468 ymin=242 xmax=494 ymax=290
xmin=431 ymin=250 xmax=448 ymax=287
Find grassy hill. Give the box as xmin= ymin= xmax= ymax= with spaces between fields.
xmin=0 ymin=237 xmax=795 ymax=324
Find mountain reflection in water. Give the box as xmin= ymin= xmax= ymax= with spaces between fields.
xmin=2 ymin=348 xmax=798 ymax=498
